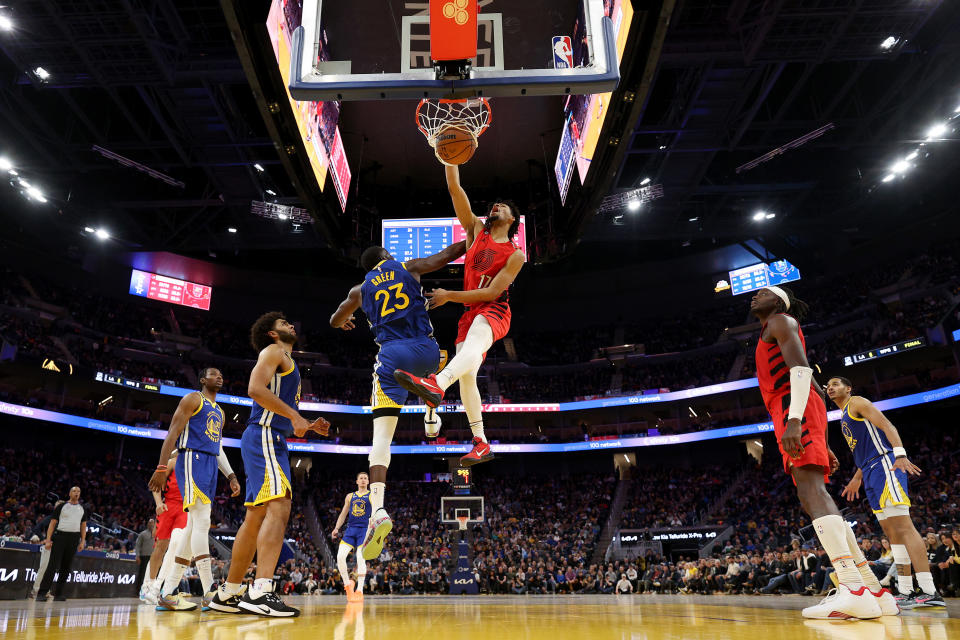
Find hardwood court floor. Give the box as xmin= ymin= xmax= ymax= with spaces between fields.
xmin=0 ymin=595 xmax=956 ymax=640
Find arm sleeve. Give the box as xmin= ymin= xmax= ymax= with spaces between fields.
xmin=787 ymin=366 xmax=813 ymax=420
xmin=217 ymin=445 xmax=235 ymax=477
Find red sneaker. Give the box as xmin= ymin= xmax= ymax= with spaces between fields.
xmin=394 ymin=370 xmax=444 ymax=408
xmin=460 ymin=437 xmax=494 ymax=467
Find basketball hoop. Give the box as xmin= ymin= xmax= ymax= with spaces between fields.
xmin=416 ymin=98 xmax=491 ymax=164
xmin=456 ymin=515 xmax=469 ymax=531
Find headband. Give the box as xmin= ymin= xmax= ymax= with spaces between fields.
xmin=766 ymin=286 xmax=791 ymax=311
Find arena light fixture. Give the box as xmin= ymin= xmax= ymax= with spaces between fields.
xmin=253 ymin=163 xmax=265 ymax=172
xmin=26 ymin=186 xmax=46 ymax=202
xmin=265 ymin=189 xmax=277 ymax=196
xmin=905 ymin=150 xmax=919 ymax=161
xmin=0 ymin=157 xmax=11 ymax=171
xmin=925 ymin=123 xmax=948 ymax=140
xmin=881 ymin=174 xmax=896 ymax=183
xmin=228 ymin=227 xmax=237 ymax=233
xmin=639 ymin=177 xmax=651 ymax=186
xmin=890 ymin=159 xmax=911 ymax=174
xmin=765 ymin=213 xmax=775 ymax=219
xmin=752 ymin=211 xmax=766 ymax=221
xmin=879 ymin=36 xmax=899 ymax=50
xmin=34 ymin=66 xmax=50 ymax=80
xmin=658 ymin=145 xmax=667 ymax=150
xmin=688 ymin=217 xmax=698 ymax=222
xmin=277 ymin=212 xmax=288 ymax=220
xmin=627 ymin=199 xmax=641 ymax=211
xmin=94 ymin=228 xmax=110 ymax=240
xmin=0 ymin=16 xmax=12 ymax=31
xmin=84 ymin=226 xmax=95 ymax=233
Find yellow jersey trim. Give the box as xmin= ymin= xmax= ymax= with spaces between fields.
xmin=189 ymin=393 xmax=204 ymax=416
xmin=279 ymin=358 xmax=296 ymax=377
xmin=841 ymin=399 xmax=865 ymax=421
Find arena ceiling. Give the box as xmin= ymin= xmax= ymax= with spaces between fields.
xmin=0 ymin=0 xmax=959 ymax=277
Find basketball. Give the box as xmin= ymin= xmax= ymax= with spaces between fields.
xmin=434 ymin=125 xmax=477 ymax=165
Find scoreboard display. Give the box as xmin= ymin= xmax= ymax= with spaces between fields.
xmin=128 ymin=269 xmax=212 ymax=311
xmin=728 ymin=259 xmax=801 ymax=296
xmin=382 ymin=216 xmax=527 ymax=264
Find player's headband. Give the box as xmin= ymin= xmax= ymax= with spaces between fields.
xmin=765 ymin=286 xmax=791 ymax=311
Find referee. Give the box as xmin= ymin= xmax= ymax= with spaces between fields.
xmin=36 ymin=486 xmax=87 ymax=601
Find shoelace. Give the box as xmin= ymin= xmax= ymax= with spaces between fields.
xmin=263 ymin=592 xmax=286 ymax=606
xmin=816 ymin=588 xmax=839 ymax=604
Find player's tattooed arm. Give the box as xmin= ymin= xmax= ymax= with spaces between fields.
xmin=330 ymin=284 xmax=362 ymax=330
xmin=405 ymin=241 xmax=468 ymax=277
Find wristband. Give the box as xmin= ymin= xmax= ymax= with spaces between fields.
xmin=892 ymin=447 xmax=907 ymax=459
xmin=228 ymin=473 xmax=237 ymax=481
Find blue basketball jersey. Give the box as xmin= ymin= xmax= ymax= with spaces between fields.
xmin=347 ymin=491 xmax=371 ymax=527
xmin=177 ymin=392 xmax=224 ymax=455
xmin=247 ymin=355 xmax=301 ymax=436
xmin=840 ymin=399 xmax=893 ymax=469
xmin=360 ymin=259 xmax=434 ymax=346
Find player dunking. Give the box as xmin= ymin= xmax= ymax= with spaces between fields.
xmin=210 ymin=313 xmax=329 ymax=617
xmin=148 ymin=368 xmax=241 ymax=611
xmin=331 ymin=472 xmax=373 ymax=603
xmin=330 ymin=241 xmax=466 ymax=560
xmin=395 ymin=164 xmax=525 ymax=467
xmin=828 ymin=377 xmax=945 ymax=608
xmin=751 ymin=286 xmax=893 ymax=619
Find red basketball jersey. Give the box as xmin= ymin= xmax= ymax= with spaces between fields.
xmin=755 ymin=313 xmax=808 ymax=411
xmin=463 ymin=229 xmax=519 ymax=308
xmin=164 ymin=471 xmax=182 ymax=504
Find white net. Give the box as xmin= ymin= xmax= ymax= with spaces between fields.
xmin=416 ymin=98 xmax=491 ymax=148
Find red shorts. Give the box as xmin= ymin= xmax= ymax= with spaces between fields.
xmin=456 ymin=302 xmax=511 ymax=347
xmin=156 ymin=502 xmax=188 ymax=540
xmin=768 ymin=389 xmax=830 ymax=482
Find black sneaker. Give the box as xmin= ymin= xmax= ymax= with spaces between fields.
xmin=208 ymin=585 xmax=247 ymax=613
xmin=237 ymin=590 xmax=300 ymax=618
xmin=910 ymin=591 xmax=946 ymax=608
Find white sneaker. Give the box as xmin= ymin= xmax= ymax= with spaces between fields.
xmin=360 ymin=509 xmax=393 ymax=560
xmin=144 ymin=584 xmax=160 ymax=605
xmin=424 ymin=408 xmax=441 ymax=438
xmin=872 ymin=588 xmax=900 ymax=616
xmin=801 ymin=584 xmax=883 ymax=620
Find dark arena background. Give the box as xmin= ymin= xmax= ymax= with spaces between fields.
xmin=0 ymin=0 xmax=959 ymax=638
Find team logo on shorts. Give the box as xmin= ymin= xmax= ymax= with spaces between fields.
xmin=471 ymin=248 xmax=496 ymax=271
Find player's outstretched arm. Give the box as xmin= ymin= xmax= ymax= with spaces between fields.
xmin=148 ymin=393 xmax=201 ymax=492
xmin=445 ymin=165 xmax=481 ymax=245
xmin=330 ymin=284 xmax=362 ymax=329
xmin=848 ymin=396 xmax=921 ymax=475
xmin=405 ymin=240 xmax=468 ymax=277
xmin=427 ymin=250 xmax=524 ymax=309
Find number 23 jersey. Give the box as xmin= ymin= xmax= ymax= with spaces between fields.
xmin=361 ymin=259 xmax=434 ymax=345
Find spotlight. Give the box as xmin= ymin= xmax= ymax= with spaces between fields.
xmin=277 ymin=213 xmax=288 ymax=220
xmin=925 ymin=123 xmax=948 ymax=140
xmin=881 ymin=174 xmax=895 ymax=183
xmin=879 ymin=36 xmax=898 ymax=50
xmin=890 ymin=159 xmax=911 ymax=174
xmin=0 ymin=157 xmax=11 ymax=171
xmin=253 ymin=163 xmax=265 ymax=172
xmin=765 ymin=213 xmax=775 ymax=219
xmin=639 ymin=177 xmax=651 ymax=186
xmin=688 ymin=217 xmax=698 ymax=222
xmin=658 ymin=145 xmax=667 ymax=150
xmin=0 ymin=16 xmax=12 ymax=31
xmin=228 ymin=227 xmax=237 ymax=233
xmin=26 ymin=186 xmax=46 ymax=202
xmin=627 ymin=199 xmax=641 ymax=212
xmin=905 ymin=150 xmax=919 ymax=161
xmin=94 ymin=228 xmax=110 ymax=240
xmin=34 ymin=66 xmax=50 ymax=80
xmin=752 ymin=211 xmax=767 ymax=221
xmin=265 ymin=189 xmax=277 ymax=196
xmin=84 ymin=226 xmax=95 ymax=233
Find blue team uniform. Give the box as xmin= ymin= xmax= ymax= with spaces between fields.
xmin=242 ymin=354 xmax=301 ymax=506
xmin=340 ymin=491 xmax=372 ymax=549
xmin=840 ymin=399 xmax=910 ymax=515
xmin=360 ymin=259 xmax=442 ymax=409
xmin=174 ymin=392 xmax=224 ymax=510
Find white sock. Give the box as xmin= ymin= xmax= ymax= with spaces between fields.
xmin=357 ymin=574 xmax=365 ymax=592
xmin=916 ymin=572 xmax=936 ymax=595
xmin=251 ymin=578 xmax=274 ymax=597
xmin=221 ymin=581 xmax=242 ymax=595
xmin=369 ymin=482 xmax=385 ymax=513
xmin=469 ymin=420 xmax=487 ymax=443
xmin=337 ymin=544 xmax=352 ymax=585
xmin=164 ymin=562 xmax=189 ymax=596
xmin=196 ymin=557 xmax=214 ymax=594
xmin=843 ymin=523 xmax=881 ymax=591
xmin=812 ymin=515 xmax=864 ymax=588
xmin=357 ymin=551 xmax=366 ymax=592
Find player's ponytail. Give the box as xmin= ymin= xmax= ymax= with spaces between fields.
xmin=780 ymin=286 xmax=809 ymax=322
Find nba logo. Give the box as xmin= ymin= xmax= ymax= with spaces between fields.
xmin=552 ymin=36 xmax=573 ymax=69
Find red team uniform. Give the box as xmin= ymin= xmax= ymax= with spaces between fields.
xmin=155 ymin=472 xmax=188 ymax=540
xmin=756 ymin=313 xmax=830 ymax=481
xmin=456 ymin=228 xmax=520 ymax=348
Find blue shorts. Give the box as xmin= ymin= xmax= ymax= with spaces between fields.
xmin=372 ymin=337 xmax=442 ymax=410
xmin=175 ymin=449 xmax=218 ymax=511
xmin=241 ymin=425 xmax=292 ymax=507
xmin=341 ymin=525 xmax=368 ymax=550
xmin=863 ymin=453 xmax=911 ymax=515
